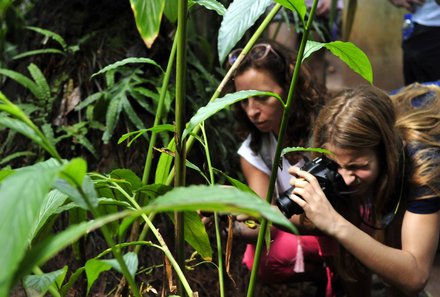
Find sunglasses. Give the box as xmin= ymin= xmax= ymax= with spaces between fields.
xmin=228 ymin=43 xmax=281 ymax=66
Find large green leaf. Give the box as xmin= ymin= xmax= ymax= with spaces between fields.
xmin=164 ymin=0 xmax=178 ymax=22
xmin=85 ymin=259 xmax=112 ymax=294
xmin=190 ymin=0 xmax=227 ymax=15
xmin=303 ymin=40 xmax=373 ymax=84
xmin=217 ymin=0 xmax=273 ymax=64
xmin=23 ymin=266 xmax=68 ymax=297
xmin=13 ymin=211 xmax=132 ymax=288
xmin=146 ymin=185 xmax=296 ymax=233
xmin=0 ymin=160 xmax=62 ymax=296
xmin=55 ymin=175 xmax=98 ymax=210
xmin=183 ymin=90 xmax=280 ymax=139
xmin=0 ymin=117 xmax=44 ymax=147
xmin=168 ymin=211 xmax=213 ymax=260
xmin=29 ymin=190 xmax=68 ymax=243
xmin=274 ymin=0 xmax=306 ymax=22
xmin=130 ymin=0 xmax=165 ymax=48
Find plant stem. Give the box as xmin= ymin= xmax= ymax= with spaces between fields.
xmin=246 ymin=1 xmax=319 ymax=297
xmin=32 ymin=266 xmax=61 ymax=297
xmin=201 ymin=123 xmax=225 ymax=297
xmin=142 ymin=36 xmax=178 ymax=185
xmin=175 ymin=0 xmax=189 ymax=295
xmin=110 ymin=182 xmax=194 ymax=296
xmin=75 ymin=185 xmax=140 ymax=297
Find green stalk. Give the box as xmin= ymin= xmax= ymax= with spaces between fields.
xmin=142 ymin=36 xmax=178 ymax=185
xmin=246 ymin=1 xmax=319 ymax=297
xmin=62 ymin=173 xmax=140 ymax=297
xmin=165 ymin=3 xmax=282 ymax=186
xmin=109 ymin=182 xmax=195 ymax=296
xmin=175 ymin=1 xmax=188 ymax=295
xmin=200 ymin=123 xmax=225 ymax=297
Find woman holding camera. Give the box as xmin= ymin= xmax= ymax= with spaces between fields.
xmin=227 ymin=40 xmax=333 ymax=294
xmin=288 ymin=83 xmax=440 ymax=296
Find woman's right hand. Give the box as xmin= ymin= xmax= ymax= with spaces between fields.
xmin=288 ymin=166 xmax=344 ymax=236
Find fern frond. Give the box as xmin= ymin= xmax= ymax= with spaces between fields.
xmin=91 ymin=57 xmax=163 ymax=79
xmin=13 ymin=49 xmax=65 ymax=60
xmin=26 ymin=26 xmax=68 ymax=52
xmin=102 ymin=96 xmax=123 ymax=144
xmin=28 ymin=63 xmax=51 ymax=103
xmin=0 ymin=68 xmax=41 ymax=99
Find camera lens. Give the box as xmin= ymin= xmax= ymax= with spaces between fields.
xmin=276 ymin=187 xmax=304 ymax=218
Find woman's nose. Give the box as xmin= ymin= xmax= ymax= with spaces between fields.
xmin=339 ymin=169 xmax=357 ymax=186
xmin=245 ymin=99 xmax=260 ymax=118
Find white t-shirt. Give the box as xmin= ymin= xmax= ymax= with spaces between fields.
xmin=413 ymin=0 xmax=440 ymax=26
xmin=237 ymin=133 xmax=305 ymax=197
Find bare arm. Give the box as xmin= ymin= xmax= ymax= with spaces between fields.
xmin=388 ymin=0 xmax=425 ymax=12
xmin=289 ymin=166 xmax=440 ymax=294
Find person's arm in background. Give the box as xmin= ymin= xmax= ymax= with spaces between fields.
xmin=388 ymin=0 xmax=425 ymax=12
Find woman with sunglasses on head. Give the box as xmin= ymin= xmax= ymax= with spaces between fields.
xmin=227 ymin=40 xmax=334 ymax=294
xmin=288 ymin=83 xmax=440 ymax=296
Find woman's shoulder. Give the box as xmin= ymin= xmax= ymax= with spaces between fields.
xmin=407 ymin=197 xmax=440 ymax=214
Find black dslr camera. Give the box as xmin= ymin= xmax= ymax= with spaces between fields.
xmin=276 ymin=155 xmax=349 ymax=218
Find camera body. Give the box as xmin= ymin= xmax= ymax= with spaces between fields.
xmin=276 ymin=155 xmax=349 ymax=218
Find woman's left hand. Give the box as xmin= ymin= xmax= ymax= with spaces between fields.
xmin=288 ymin=166 xmax=343 ymax=236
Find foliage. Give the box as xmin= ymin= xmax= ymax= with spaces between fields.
xmin=0 ymin=1 xmax=373 ymax=297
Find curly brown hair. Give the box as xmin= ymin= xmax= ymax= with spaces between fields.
xmin=228 ymin=39 xmax=326 ymax=159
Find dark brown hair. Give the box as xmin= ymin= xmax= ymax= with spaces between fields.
xmin=229 ymin=39 xmax=326 ymax=159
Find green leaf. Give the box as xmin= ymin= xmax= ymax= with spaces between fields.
xmin=164 ymin=0 xmax=178 ymax=22
xmin=102 ymin=94 xmax=123 ymax=144
xmin=55 ymin=175 xmax=98 ymax=210
xmin=26 ymin=26 xmax=68 ymax=51
xmin=191 ymin=0 xmax=227 ymax=15
xmin=0 ymin=160 xmax=61 ymax=296
xmin=28 ymin=63 xmax=51 ymax=102
xmin=29 ymin=190 xmax=68 ymax=243
xmin=23 ymin=266 xmax=68 ymax=297
xmin=85 ymin=259 xmax=112 ymax=294
xmin=110 ymin=168 xmax=143 ymax=195
xmin=13 ymin=48 xmax=66 ymax=60
xmin=101 ymin=252 xmax=138 ymax=278
xmin=13 ymin=211 xmax=133 ymax=287
xmin=118 ymin=124 xmax=174 ymax=146
xmin=274 ymin=0 xmax=306 ymax=23
xmin=0 ymin=68 xmax=41 ymax=99
xmin=280 ymin=146 xmax=332 ymax=157
xmin=129 ymin=0 xmax=165 ymax=48
xmin=121 ymin=96 xmax=147 ymax=133
xmin=155 ymin=139 xmax=176 ymax=184
xmin=91 ymin=57 xmax=162 ymax=78
xmin=0 ymin=117 xmax=43 ymax=147
xmin=146 ymin=185 xmax=296 ymax=233
xmin=217 ymin=0 xmax=272 ymax=64
xmin=323 ymin=41 xmax=373 ymax=84
xmin=60 ymin=158 xmax=87 ymax=187
xmin=172 ymin=211 xmax=213 ymax=260
xmin=74 ymin=92 xmax=104 ymax=110
xmin=183 ymin=90 xmax=280 ymax=139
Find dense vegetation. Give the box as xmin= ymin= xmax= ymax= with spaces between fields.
xmin=0 ymin=1 xmax=371 ymax=296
